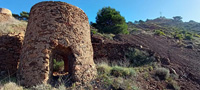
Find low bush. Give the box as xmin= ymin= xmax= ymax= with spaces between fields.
xmin=173 ymin=31 xmax=194 ymax=40
xmin=154 ymin=30 xmax=166 ymax=36
xmin=125 ymin=48 xmax=155 ymax=67
xmin=97 ymin=74 xmax=113 ymax=88
xmin=155 ymin=67 xmax=170 ymax=80
xmin=111 ymin=66 xmax=136 ymax=77
xmin=91 ymin=29 xmax=97 ymax=34
xmin=96 ymin=63 xmax=112 ymax=75
xmin=53 ymin=59 xmax=64 ymax=72
xmin=111 ymin=77 xmax=138 ymax=90
xmin=185 ymin=33 xmax=193 ymax=40
xmin=97 ymin=71 xmax=138 ymax=90
xmin=174 ymin=33 xmax=184 ymax=40
xmin=96 ymin=63 xmax=136 ymax=78
xmin=194 ymin=33 xmax=200 ymax=38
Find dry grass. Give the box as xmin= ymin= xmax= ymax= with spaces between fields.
xmin=0 ymin=17 xmax=27 ymax=35
xmin=95 ymin=62 xmax=139 ymax=90
xmin=0 ymin=82 xmax=67 ymax=90
xmin=1 ymin=82 xmax=23 ymax=90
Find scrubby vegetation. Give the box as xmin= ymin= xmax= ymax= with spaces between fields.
xmin=96 ymin=63 xmax=138 ymax=90
xmin=173 ymin=30 xmax=193 ymax=40
xmin=154 ymin=30 xmax=166 ymax=36
xmin=97 ymin=63 xmax=136 ymax=78
xmin=125 ymin=48 xmax=155 ymax=67
xmin=0 ymin=18 xmax=27 ymax=35
xmin=53 ymin=59 xmax=64 ymax=72
xmin=155 ymin=67 xmax=170 ymax=80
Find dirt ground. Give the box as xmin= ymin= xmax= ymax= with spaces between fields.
xmin=92 ymin=33 xmax=200 ymax=90
xmin=113 ymin=34 xmax=200 ymax=90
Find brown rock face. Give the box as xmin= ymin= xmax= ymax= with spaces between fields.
xmin=18 ymin=1 xmax=97 ymax=87
xmin=0 ymin=8 xmax=12 ymax=16
xmin=0 ymin=34 xmax=23 ymax=77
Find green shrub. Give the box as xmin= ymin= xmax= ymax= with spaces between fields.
xmin=194 ymin=33 xmax=200 ymax=38
xmin=95 ymin=7 xmax=129 ymax=34
xmin=98 ymin=74 xmax=113 ymax=88
xmin=111 ymin=66 xmax=136 ymax=77
xmin=97 ymin=63 xmax=112 ymax=74
xmin=174 ymin=33 xmax=184 ymax=40
xmin=97 ymin=63 xmax=136 ymax=77
xmin=91 ymin=29 xmax=97 ymax=34
xmin=111 ymin=77 xmax=139 ymax=90
xmin=111 ymin=66 xmax=123 ymax=77
xmin=173 ymin=31 xmax=194 ymax=40
xmin=154 ymin=30 xmax=166 ymax=36
xmin=96 ymin=63 xmax=138 ymax=90
xmin=155 ymin=67 xmax=170 ymax=80
xmin=111 ymin=77 xmax=123 ymax=89
xmin=185 ymin=33 xmax=193 ymax=40
xmin=125 ymin=48 xmax=155 ymax=67
xmin=53 ymin=59 xmax=64 ymax=72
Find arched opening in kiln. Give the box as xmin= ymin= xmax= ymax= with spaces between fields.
xmin=50 ymin=45 xmax=75 ymax=86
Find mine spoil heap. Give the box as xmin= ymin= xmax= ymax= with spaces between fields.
xmin=0 ymin=8 xmax=12 ymax=16
xmin=0 ymin=8 xmax=13 ymax=22
xmin=18 ymin=1 xmax=97 ymax=87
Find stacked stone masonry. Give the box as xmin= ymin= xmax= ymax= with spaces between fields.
xmin=18 ymin=1 xmax=97 ymax=87
xmin=0 ymin=33 xmax=23 ymax=76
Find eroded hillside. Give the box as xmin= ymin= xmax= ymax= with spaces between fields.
xmin=0 ymin=12 xmax=200 ymax=89
xmin=0 ymin=13 xmax=27 ymax=35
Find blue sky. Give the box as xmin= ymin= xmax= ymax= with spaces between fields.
xmin=0 ymin=0 xmax=200 ymax=22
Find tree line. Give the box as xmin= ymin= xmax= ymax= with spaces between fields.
xmin=12 ymin=11 xmax=29 ymax=21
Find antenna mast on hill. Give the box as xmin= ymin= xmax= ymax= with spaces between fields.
xmin=160 ymin=12 xmax=162 ymax=18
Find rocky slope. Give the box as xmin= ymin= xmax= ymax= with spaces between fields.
xmin=92 ymin=34 xmax=200 ymax=90
xmin=0 ymin=10 xmax=200 ymax=89
xmin=0 ymin=12 xmax=27 ymax=35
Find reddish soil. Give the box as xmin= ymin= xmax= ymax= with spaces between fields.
xmin=92 ymin=34 xmax=200 ymax=90
xmin=115 ymin=34 xmax=200 ymax=90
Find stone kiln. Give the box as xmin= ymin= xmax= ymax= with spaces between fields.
xmin=18 ymin=1 xmax=97 ymax=87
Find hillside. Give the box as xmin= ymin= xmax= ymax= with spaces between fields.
xmin=146 ymin=17 xmax=200 ymax=33
xmin=127 ymin=17 xmax=200 ymax=47
xmin=0 ymin=13 xmax=27 ymax=35
xmin=0 ymin=12 xmax=200 ymax=89
xmin=91 ymin=32 xmax=200 ymax=89
xmin=91 ymin=16 xmax=200 ymax=89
